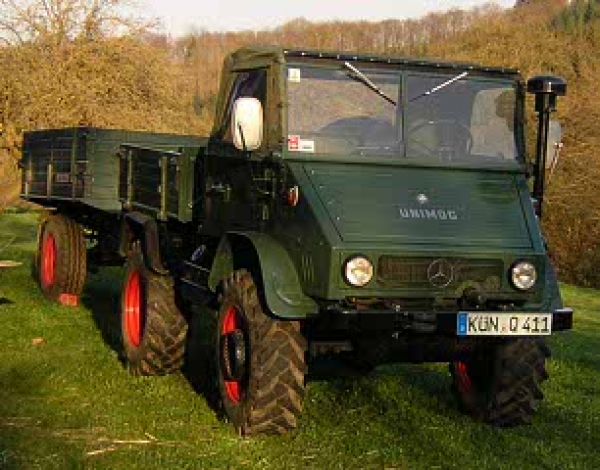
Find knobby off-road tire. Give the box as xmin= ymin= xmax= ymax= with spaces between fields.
xmin=217 ymin=269 xmax=307 ymax=436
xmin=450 ymin=338 xmax=550 ymax=427
xmin=120 ymin=244 xmax=188 ymax=376
xmin=37 ymin=214 xmax=87 ymax=302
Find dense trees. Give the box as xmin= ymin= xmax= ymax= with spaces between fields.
xmin=0 ymin=0 xmax=599 ymax=285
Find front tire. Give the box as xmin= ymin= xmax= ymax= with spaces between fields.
xmin=216 ymin=269 xmax=306 ymax=436
xmin=450 ymin=338 xmax=550 ymax=427
xmin=120 ymin=245 xmax=188 ymax=376
xmin=37 ymin=215 xmax=87 ymax=304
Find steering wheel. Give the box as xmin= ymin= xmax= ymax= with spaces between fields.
xmin=319 ymin=117 xmax=398 ymax=150
xmin=406 ymin=119 xmax=473 ymax=160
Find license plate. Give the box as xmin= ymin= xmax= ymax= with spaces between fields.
xmin=54 ymin=172 xmax=72 ymax=183
xmin=457 ymin=312 xmax=552 ymax=336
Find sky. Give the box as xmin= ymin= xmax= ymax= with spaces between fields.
xmin=144 ymin=0 xmax=516 ymax=36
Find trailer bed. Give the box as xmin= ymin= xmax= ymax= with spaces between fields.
xmin=21 ymin=127 xmax=206 ymax=212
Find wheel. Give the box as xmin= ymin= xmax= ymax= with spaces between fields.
xmin=216 ymin=269 xmax=306 ymax=436
xmin=450 ymin=338 xmax=550 ymax=427
xmin=120 ymin=244 xmax=188 ymax=376
xmin=37 ymin=214 xmax=87 ymax=304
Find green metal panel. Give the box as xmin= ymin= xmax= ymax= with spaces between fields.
xmin=302 ymin=161 xmax=533 ymax=249
xmin=208 ymin=232 xmax=318 ymax=319
xmin=120 ymin=144 xmax=205 ymax=223
xmin=83 ymin=128 xmax=205 ymax=212
xmin=267 ymin=158 xmax=547 ymax=306
xmin=21 ymin=127 xmax=206 ymax=213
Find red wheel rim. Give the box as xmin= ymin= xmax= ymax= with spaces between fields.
xmin=222 ymin=306 xmax=243 ymax=404
xmin=455 ymin=361 xmax=473 ymax=393
xmin=124 ymin=271 xmax=143 ymax=347
xmin=41 ymin=234 xmax=57 ymax=289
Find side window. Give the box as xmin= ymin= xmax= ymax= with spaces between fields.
xmin=224 ymin=69 xmax=267 ymax=144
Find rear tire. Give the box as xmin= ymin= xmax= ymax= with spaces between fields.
xmin=120 ymin=244 xmax=187 ymax=376
xmin=37 ymin=215 xmax=87 ymax=302
xmin=216 ymin=269 xmax=306 ymax=436
xmin=450 ymin=338 xmax=550 ymax=427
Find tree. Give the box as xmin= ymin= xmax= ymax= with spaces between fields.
xmin=0 ymin=0 xmax=149 ymax=45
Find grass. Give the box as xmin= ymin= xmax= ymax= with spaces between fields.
xmin=0 ymin=212 xmax=599 ymax=469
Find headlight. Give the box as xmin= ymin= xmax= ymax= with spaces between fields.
xmin=511 ymin=261 xmax=537 ymax=290
xmin=344 ymin=256 xmax=374 ymax=287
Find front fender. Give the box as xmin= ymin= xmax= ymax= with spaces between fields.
xmin=208 ymin=232 xmax=318 ymax=319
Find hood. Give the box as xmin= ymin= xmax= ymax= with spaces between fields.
xmin=302 ymin=161 xmax=534 ymax=249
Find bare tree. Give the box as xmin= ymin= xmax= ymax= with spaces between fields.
xmin=0 ymin=0 xmax=151 ymax=45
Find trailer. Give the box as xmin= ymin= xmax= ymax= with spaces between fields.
xmin=21 ymin=47 xmax=573 ymax=436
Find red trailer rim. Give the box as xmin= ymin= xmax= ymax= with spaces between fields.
xmin=455 ymin=361 xmax=473 ymax=393
xmin=41 ymin=234 xmax=57 ymax=289
xmin=124 ymin=271 xmax=143 ymax=347
xmin=222 ymin=306 xmax=243 ymax=404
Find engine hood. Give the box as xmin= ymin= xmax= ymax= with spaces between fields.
xmin=301 ymin=161 xmax=535 ymax=250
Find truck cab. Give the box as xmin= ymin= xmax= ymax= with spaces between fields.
xmin=204 ymin=47 xmax=568 ymax=322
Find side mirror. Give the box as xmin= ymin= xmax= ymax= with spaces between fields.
xmin=231 ymin=97 xmax=263 ymax=152
xmin=546 ymin=120 xmax=563 ymax=170
xmin=526 ymin=75 xmax=567 ymax=218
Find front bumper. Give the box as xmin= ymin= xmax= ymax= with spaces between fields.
xmin=329 ymin=306 xmax=573 ymax=335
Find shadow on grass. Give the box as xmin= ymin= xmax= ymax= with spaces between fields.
xmin=181 ymin=306 xmax=224 ymax=421
xmin=81 ymin=269 xmax=125 ymax=363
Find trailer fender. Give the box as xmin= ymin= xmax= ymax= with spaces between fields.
xmin=208 ymin=232 xmax=318 ymax=319
xmin=119 ymin=212 xmax=167 ymax=274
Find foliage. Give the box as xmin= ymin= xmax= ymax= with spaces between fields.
xmin=1 ymin=0 xmax=600 ymax=285
xmin=0 ymin=0 xmax=207 ymax=211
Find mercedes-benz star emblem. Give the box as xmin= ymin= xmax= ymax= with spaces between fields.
xmin=416 ymin=193 xmax=429 ymax=205
xmin=427 ymin=259 xmax=454 ymax=288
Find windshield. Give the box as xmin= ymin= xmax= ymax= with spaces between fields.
xmin=286 ymin=64 xmax=519 ymax=164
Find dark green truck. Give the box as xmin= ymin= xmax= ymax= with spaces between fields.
xmin=21 ymin=46 xmax=572 ymax=435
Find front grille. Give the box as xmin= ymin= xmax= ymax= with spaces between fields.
xmin=377 ymin=256 xmax=504 ymax=290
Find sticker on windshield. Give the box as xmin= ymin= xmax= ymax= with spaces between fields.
xmin=288 ymin=135 xmax=300 ymax=151
xmin=288 ymin=68 xmax=301 ymax=83
xmin=299 ymin=139 xmax=315 ymax=153
xmin=288 ymin=135 xmax=315 ymax=153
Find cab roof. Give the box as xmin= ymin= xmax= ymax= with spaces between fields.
xmin=225 ymin=45 xmax=521 ymax=77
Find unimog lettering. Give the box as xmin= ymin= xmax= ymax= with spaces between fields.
xmin=20 ymin=47 xmax=573 ymax=437
xmin=399 ymin=208 xmax=459 ymax=220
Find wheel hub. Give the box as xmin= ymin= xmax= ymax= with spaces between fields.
xmin=220 ymin=306 xmax=248 ymax=404
xmin=41 ymin=233 xmax=57 ymax=288
xmin=124 ymin=271 xmax=144 ymax=347
xmin=221 ymin=329 xmax=247 ymax=382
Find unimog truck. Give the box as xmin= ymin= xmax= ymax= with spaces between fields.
xmin=21 ymin=46 xmax=573 ymax=435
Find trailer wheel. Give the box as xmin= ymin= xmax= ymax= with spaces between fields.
xmin=38 ymin=215 xmax=87 ymax=304
xmin=450 ymin=338 xmax=550 ymax=427
xmin=120 ymin=245 xmax=187 ymax=376
xmin=216 ymin=269 xmax=306 ymax=436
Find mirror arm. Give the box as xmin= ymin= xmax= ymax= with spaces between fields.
xmin=237 ymin=123 xmax=248 ymax=153
xmin=532 ymin=95 xmax=553 ymax=217
xmin=527 ymin=75 xmax=566 ymax=219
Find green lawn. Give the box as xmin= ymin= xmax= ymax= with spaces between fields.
xmin=0 ymin=211 xmax=599 ymax=469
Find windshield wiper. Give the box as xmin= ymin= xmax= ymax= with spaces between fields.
xmin=343 ymin=61 xmax=397 ymax=106
xmin=409 ymin=71 xmax=469 ymax=103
